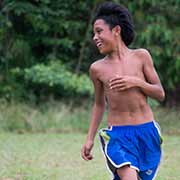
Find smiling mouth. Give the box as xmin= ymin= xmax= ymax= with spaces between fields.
xmin=96 ymin=42 xmax=103 ymax=48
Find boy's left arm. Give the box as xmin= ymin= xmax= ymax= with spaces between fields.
xmin=137 ymin=49 xmax=165 ymax=101
xmin=109 ymin=49 xmax=165 ymax=101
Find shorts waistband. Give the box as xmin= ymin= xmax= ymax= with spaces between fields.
xmin=108 ymin=121 xmax=155 ymax=130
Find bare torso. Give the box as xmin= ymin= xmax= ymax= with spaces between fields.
xmin=96 ymin=50 xmax=154 ymax=126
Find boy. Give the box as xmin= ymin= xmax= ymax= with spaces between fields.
xmin=81 ymin=2 xmax=165 ymax=180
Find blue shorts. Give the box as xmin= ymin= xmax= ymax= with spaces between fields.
xmin=99 ymin=121 xmax=163 ymax=180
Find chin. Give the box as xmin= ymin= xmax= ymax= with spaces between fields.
xmin=99 ymin=50 xmax=107 ymax=55
xmin=99 ymin=48 xmax=111 ymax=55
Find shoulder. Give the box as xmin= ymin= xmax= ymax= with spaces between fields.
xmin=89 ymin=58 xmax=105 ymax=74
xmin=134 ymin=48 xmax=153 ymax=62
xmin=89 ymin=59 xmax=105 ymax=81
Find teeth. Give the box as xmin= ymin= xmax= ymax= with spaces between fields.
xmin=97 ymin=42 xmax=102 ymax=47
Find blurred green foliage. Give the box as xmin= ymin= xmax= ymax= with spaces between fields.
xmin=0 ymin=0 xmax=179 ymax=104
xmin=24 ymin=61 xmax=93 ymax=97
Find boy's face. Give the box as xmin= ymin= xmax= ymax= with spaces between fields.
xmin=93 ymin=19 xmax=116 ymax=55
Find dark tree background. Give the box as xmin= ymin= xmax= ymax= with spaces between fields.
xmin=0 ymin=0 xmax=179 ymax=105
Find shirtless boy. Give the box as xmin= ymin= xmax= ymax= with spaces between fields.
xmin=81 ymin=2 xmax=165 ymax=180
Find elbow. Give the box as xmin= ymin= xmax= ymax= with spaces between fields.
xmin=158 ymin=89 xmax=165 ymax=102
xmin=94 ymin=101 xmax=105 ymax=110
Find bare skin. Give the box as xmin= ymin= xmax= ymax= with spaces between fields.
xmin=81 ymin=19 xmax=165 ymax=180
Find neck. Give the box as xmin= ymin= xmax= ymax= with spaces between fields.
xmin=107 ymin=40 xmax=129 ymax=61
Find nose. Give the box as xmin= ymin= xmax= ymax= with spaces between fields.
xmin=93 ymin=33 xmax=98 ymax=42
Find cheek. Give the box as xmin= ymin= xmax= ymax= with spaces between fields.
xmin=98 ymin=33 xmax=115 ymax=54
xmin=103 ymin=33 xmax=114 ymax=46
xmin=103 ymin=37 xmax=114 ymax=50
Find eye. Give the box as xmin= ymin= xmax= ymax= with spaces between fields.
xmin=95 ymin=27 xmax=103 ymax=34
xmin=97 ymin=29 xmax=102 ymax=33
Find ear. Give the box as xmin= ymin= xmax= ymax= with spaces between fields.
xmin=112 ymin=25 xmax=121 ymax=36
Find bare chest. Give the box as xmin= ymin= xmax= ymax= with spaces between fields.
xmin=98 ymin=59 xmax=144 ymax=86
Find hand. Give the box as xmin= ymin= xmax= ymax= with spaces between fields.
xmin=81 ymin=140 xmax=94 ymax=161
xmin=109 ymin=75 xmax=141 ymax=91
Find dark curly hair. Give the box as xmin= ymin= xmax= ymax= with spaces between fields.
xmin=92 ymin=2 xmax=135 ymax=46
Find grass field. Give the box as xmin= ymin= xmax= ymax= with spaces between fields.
xmin=0 ymin=100 xmax=180 ymax=179
xmin=0 ymin=133 xmax=179 ymax=180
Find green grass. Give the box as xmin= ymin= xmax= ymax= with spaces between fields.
xmin=0 ymin=99 xmax=180 ymax=135
xmin=154 ymin=107 xmax=180 ymax=135
xmin=0 ymin=133 xmax=179 ymax=180
xmin=0 ymin=100 xmax=91 ymax=133
xmin=0 ymin=100 xmax=180 ymax=179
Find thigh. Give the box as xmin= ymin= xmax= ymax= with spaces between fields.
xmin=117 ymin=165 xmax=138 ymax=180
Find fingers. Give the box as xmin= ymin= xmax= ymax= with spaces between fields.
xmin=111 ymin=85 xmax=127 ymax=91
xmin=81 ymin=146 xmax=93 ymax=161
xmin=108 ymin=76 xmax=131 ymax=91
xmin=109 ymin=78 xmax=127 ymax=91
xmin=109 ymin=76 xmax=123 ymax=83
xmin=111 ymin=84 xmax=127 ymax=91
xmin=109 ymin=76 xmax=125 ymax=88
xmin=109 ymin=80 xmax=124 ymax=89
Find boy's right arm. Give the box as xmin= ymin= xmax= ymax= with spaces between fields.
xmin=81 ymin=63 xmax=105 ymax=161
